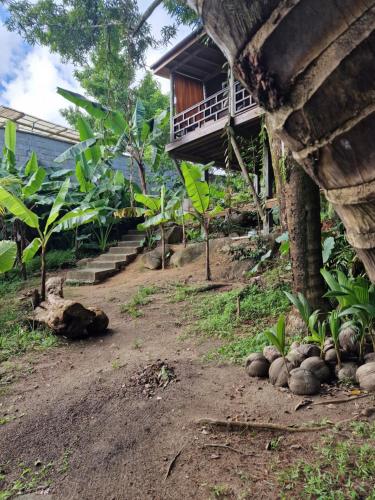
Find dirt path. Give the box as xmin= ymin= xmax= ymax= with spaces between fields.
xmin=1 ymin=259 xmax=373 ymax=499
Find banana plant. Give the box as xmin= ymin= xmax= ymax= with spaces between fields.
xmin=181 ymin=161 xmax=222 ymax=281
xmin=135 ymin=186 xmax=180 ymax=270
xmin=0 ymin=240 xmax=17 ymax=273
xmin=264 ymin=314 xmax=289 ymax=373
xmin=57 ymin=88 xmax=169 ymax=194
xmin=0 ymin=178 xmax=97 ymax=301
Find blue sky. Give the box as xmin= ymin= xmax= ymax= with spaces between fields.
xmin=0 ymin=2 xmax=190 ymax=125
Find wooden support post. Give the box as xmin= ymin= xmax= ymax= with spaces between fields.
xmin=170 ymin=72 xmax=175 ymax=143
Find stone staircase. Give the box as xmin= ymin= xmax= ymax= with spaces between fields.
xmin=66 ymin=230 xmax=146 ymax=285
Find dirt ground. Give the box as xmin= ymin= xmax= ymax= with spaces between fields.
xmin=1 ymin=253 xmax=374 ymax=499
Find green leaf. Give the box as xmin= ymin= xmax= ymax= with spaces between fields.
xmin=134 ymin=193 xmax=160 ymax=212
xmin=54 ymin=138 xmax=97 ymax=163
xmin=57 ymin=88 xmax=126 ymax=135
xmin=75 ymin=160 xmax=94 ymax=193
xmin=207 ymin=205 xmax=223 ymax=218
xmin=52 ymin=208 xmax=98 ymax=233
xmin=3 ymin=121 xmax=16 ymax=172
xmin=22 ymin=167 xmax=46 ymax=197
xmin=24 ymin=151 xmax=38 ymax=176
xmin=0 ymin=240 xmax=17 ymax=273
xmin=22 ymin=237 xmax=42 ymax=263
xmin=0 ymin=186 xmax=39 ymax=228
xmin=76 ymin=116 xmax=101 ymax=164
xmin=132 ymin=99 xmax=146 ymax=140
xmin=322 ymin=236 xmax=335 ymax=264
xmin=181 ymin=161 xmax=209 ymax=214
xmin=113 ymin=170 xmax=125 ymax=187
xmin=45 ymin=177 xmax=70 ymax=231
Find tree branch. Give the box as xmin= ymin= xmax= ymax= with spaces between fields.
xmin=133 ymin=0 xmax=164 ymax=36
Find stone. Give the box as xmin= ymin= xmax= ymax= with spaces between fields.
xmin=245 ymin=353 xmax=269 ymax=378
xmin=336 ymin=362 xmax=359 ymax=383
xmin=164 ymin=224 xmax=183 ymax=244
xmin=269 ymin=357 xmax=295 ymax=387
xmin=263 ymin=345 xmax=280 ymax=364
xmin=141 ymin=245 xmax=172 ymax=270
xmin=300 ymin=356 xmax=330 ymax=382
xmin=170 ymin=243 xmax=205 ymax=267
xmin=356 ymin=362 xmax=375 ymax=391
xmin=288 ymin=368 xmax=320 ymax=395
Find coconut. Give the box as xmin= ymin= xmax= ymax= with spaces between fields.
xmin=325 ymin=348 xmax=339 ymax=363
xmin=364 ymin=352 xmax=375 ymax=364
xmin=296 ymin=344 xmax=321 ymax=359
xmin=269 ymin=357 xmax=295 ymax=387
xmin=339 ymin=327 xmax=359 ymax=354
xmin=336 ymin=362 xmax=358 ymax=383
xmin=288 ymin=368 xmax=320 ymax=395
xmin=286 ymin=349 xmax=304 ymax=366
xmin=300 ymin=356 xmax=330 ymax=382
xmin=245 ymin=353 xmax=270 ymax=378
xmin=323 ymin=337 xmax=334 ymax=353
xmin=356 ymin=362 xmax=375 ymax=391
xmin=263 ymin=345 xmax=281 ymax=364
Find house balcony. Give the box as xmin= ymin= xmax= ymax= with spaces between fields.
xmin=166 ymin=81 xmax=262 ymax=166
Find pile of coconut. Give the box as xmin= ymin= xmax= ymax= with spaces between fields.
xmin=246 ymin=328 xmax=375 ymax=395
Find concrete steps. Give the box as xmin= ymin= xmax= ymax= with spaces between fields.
xmin=66 ymin=231 xmax=146 ymax=285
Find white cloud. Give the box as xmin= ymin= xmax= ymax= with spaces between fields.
xmin=1 ymin=46 xmax=82 ymax=126
xmin=0 ymin=24 xmax=24 ymax=77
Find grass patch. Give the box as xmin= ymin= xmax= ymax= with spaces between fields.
xmin=0 ymin=450 xmax=71 ymax=499
xmin=184 ymin=282 xmax=291 ymax=363
xmin=120 ymin=285 xmax=160 ymax=318
xmin=278 ymin=421 xmax=375 ymax=499
xmin=0 ymin=277 xmax=59 ymax=363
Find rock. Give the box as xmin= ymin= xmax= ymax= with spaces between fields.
xmin=170 ymin=243 xmax=205 ymax=267
xmin=300 ymin=356 xmax=331 ymax=382
xmin=288 ymin=368 xmax=320 ymax=395
xmin=263 ymin=345 xmax=280 ymax=364
xmin=164 ymin=225 xmax=183 ymax=244
xmin=364 ymin=352 xmax=375 ymax=364
xmin=87 ymin=307 xmax=109 ymax=334
xmin=296 ymin=344 xmax=321 ymax=359
xmin=245 ymin=353 xmax=269 ymax=378
xmin=336 ymin=362 xmax=359 ymax=383
xmin=269 ymin=357 xmax=295 ymax=387
xmin=286 ymin=349 xmax=304 ymax=366
xmin=141 ymin=245 xmax=172 ymax=270
xmin=339 ymin=327 xmax=359 ymax=353
xmin=356 ymin=362 xmax=375 ymax=391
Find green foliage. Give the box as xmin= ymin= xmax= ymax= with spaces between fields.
xmin=0 ymin=279 xmax=59 ymax=362
xmin=264 ymin=315 xmax=287 ymax=357
xmin=120 ymin=285 xmax=160 ymax=318
xmin=0 ymin=240 xmax=17 ymax=273
xmin=284 ymin=291 xmax=311 ymax=326
xmin=328 ymin=309 xmax=342 ymax=366
xmin=183 ymin=282 xmax=290 ymax=363
xmin=278 ymin=422 xmax=375 ymax=499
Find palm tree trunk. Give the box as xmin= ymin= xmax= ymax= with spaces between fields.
xmin=285 ymin=156 xmax=326 ymax=310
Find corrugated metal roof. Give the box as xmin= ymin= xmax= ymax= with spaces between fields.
xmin=0 ymin=105 xmax=79 ymax=144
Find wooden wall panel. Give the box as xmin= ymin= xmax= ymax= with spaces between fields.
xmin=174 ymin=75 xmax=204 ymax=113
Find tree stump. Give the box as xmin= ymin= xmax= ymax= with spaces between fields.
xmin=31 ymin=277 xmax=109 ymax=339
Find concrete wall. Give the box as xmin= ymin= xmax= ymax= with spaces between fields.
xmin=0 ymin=128 xmax=178 ymax=193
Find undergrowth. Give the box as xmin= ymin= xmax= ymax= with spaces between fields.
xmin=278 ymin=421 xmax=375 ymax=499
xmin=182 ymin=281 xmax=291 ymax=363
xmin=120 ymin=285 xmax=160 ymax=318
xmin=0 ymin=278 xmax=59 ymax=363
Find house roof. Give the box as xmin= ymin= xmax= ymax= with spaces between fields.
xmin=0 ymin=105 xmax=79 ymax=144
xmin=151 ymin=28 xmax=226 ymax=81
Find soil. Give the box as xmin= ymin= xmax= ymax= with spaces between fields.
xmin=1 ymin=251 xmax=374 ymax=499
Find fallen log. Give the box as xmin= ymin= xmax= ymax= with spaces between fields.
xmin=30 ymin=277 xmax=109 ymax=339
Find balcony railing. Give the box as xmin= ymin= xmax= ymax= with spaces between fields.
xmin=172 ymin=81 xmax=257 ymax=141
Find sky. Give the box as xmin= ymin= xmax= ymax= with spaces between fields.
xmin=0 ymin=2 xmax=190 ymax=126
